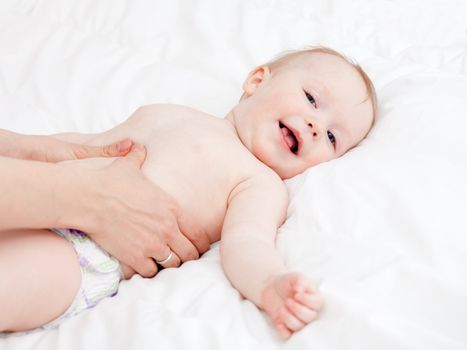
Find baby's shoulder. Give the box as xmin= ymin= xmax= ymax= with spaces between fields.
xmin=129 ymin=104 xmax=212 ymax=124
xmin=227 ymin=168 xmax=288 ymax=223
xmin=238 ymin=166 xmax=288 ymax=202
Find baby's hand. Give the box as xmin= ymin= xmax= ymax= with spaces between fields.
xmin=261 ymin=272 xmax=323 ymax=340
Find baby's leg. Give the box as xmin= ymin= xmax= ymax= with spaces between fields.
xmin=0 ymin=229 xmax=81 ymax=332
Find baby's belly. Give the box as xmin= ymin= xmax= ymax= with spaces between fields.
xmin=147 ymin=172 xmax=228 ymax=244
xmin=182 ymin=206 xmax=225 ymax=243
xmin=141 ymin=151 xmax=234 ymax=245
xmin=59 ymin=156 xmax=228 ymax=245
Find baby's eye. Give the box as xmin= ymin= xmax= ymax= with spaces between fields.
xmin=327 ymin=130 xmax=336 ymax=147
xmin=304 ymin=90 xmax=317 ymax=108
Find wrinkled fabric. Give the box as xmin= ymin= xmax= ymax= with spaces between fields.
xmin=0 ymin=1 xmax=466 ymax=349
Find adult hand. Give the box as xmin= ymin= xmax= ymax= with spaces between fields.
xmin=0 ymin=128 xmax=210 ymax=276
xmin=79 ymin=143 xmax=211 ymax=278
xmin=11 ymin=132 xmax=134 ymax=162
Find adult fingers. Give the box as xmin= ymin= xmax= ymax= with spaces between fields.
xmin=135 ymin=245 xmax=181 ymax=277
xmin=155 ymin=248 xmax=181 ymax=269
xmin=164 ymin=229 xmax=200 ymax=263
xmin=164 ymin=211 xmax=201 ymax=262
xmin=157 ymin=204 xmax=210 ymax=262
xmin=176 ymin=211 xmax=211 ymax=256
xmin=135 ymin=258 xmax=159 ymax=278
xmin=72 ymin=139 xmax=134 ymax=159
xmin=146 ymin=233 xmax=181 ymax=269
xmin=116 ymin=142 xmax=147 ymax=168
xmin=130 ymin=233 xmax=171 ymax=277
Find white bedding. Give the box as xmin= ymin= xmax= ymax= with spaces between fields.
xmin=1 ymin=0 xmax=466 ymax=349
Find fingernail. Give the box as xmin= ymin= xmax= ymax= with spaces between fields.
xmin=118 ymin=139 xmax=132 ymax=152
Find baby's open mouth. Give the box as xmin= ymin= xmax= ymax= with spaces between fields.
xmin=279 ymin=122 xmax=299 ymax=155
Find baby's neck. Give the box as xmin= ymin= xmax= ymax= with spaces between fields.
xmin=223 ymin=110 xmax=242 ymax=143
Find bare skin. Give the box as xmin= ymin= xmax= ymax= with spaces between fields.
xmin=0 ymin=131 xmax=210 ymax=278
xmin=0 ymin=52 xmax=373 ymax=338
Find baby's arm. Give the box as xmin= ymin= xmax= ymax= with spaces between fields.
xmin=220 ymin=174 xmax=323 ymax=339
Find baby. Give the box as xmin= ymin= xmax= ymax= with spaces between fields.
xmin=0 ymin=47 xmax=376 ymax=339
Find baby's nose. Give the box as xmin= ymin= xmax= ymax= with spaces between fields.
xmin=308 ymin=122 xmax=322 ymax=140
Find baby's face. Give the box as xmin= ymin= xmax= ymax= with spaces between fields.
xmin=231 ymin=53 xmax=374 ymax=179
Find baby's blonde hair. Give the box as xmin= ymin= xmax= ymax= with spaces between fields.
xmin=265 ymin=46 xmax=378 ymax=127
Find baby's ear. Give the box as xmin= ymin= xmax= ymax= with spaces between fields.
xmin=242 ymin=66 xmax=271 ymax=97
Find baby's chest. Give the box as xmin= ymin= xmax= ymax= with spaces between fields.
xmin=141 ymin=140 xmax=252 ymax=241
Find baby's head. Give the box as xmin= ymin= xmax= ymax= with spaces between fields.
xmin=228 ymin=46 xmax=376 ymax=179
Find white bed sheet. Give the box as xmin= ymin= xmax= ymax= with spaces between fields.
xmin=0 ymin=0 xmax=466 ymax=349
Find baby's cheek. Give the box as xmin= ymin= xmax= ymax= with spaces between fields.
xmin=252 ymin=142 xmax=275 ymax=167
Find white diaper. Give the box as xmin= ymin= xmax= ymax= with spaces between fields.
xmin=43 ymin=228 xmax=123 ymax=329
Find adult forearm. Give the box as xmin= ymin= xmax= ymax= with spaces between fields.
xmin=0 ymin=129 xmax=22 ymax=158
xmin=0 ymin=156 xmax=93 ymax=230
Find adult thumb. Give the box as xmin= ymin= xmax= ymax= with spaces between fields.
xmin=123 ymin=143 xmax=147 ymax=168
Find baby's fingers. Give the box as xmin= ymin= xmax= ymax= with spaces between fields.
xmin=275 ymin=322 xmax=292 ymax=340
xmin=278 ymin=306 xmax=305 ymax=332
xmin=295 ymin=292 xmax=324 ymax=311
xmin=286 ymin=298 xmax=318 ymax=324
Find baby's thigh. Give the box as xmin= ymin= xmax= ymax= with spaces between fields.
xmin=0 ymin=229 xmax=81 ymax=332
